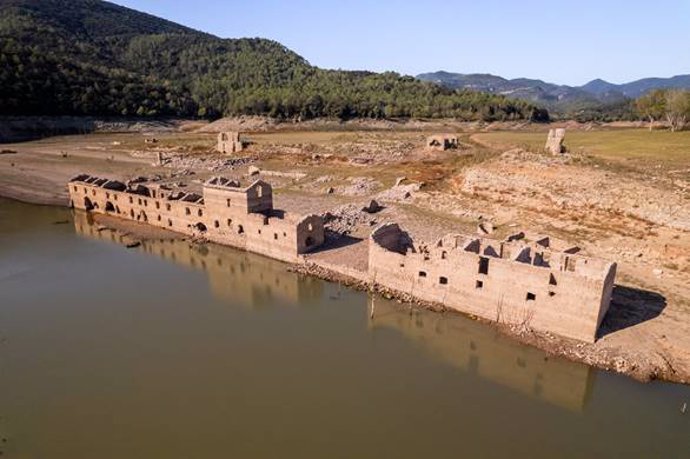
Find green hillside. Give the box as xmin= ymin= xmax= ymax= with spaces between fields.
xmin=0 ymin=0 xmax=546 ymax=121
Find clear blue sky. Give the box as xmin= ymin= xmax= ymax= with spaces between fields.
xmin=111 ymin=0 xmax=690 ymax=86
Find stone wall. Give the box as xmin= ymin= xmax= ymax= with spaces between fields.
xmin=68 ymin=176 xmax=324 ymax=264
xmin=369 ymin=224 xmax=616 ymax=343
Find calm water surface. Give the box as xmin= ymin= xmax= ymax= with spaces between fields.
xmin=0 ymin=198 xmax=688 ymax=458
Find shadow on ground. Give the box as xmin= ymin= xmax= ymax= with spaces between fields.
xmin=313 ymin=231 xmax=364 ymax=252
xmin=598 ymin=285 xmax=666 ymax=338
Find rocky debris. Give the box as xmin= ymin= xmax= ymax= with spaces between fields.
xmin=325 ymin=187 xmax=335 ymax=194
xmin=362 ymin=199 xmax=382 ymax=214
xmin=144 ymin=138 xmax=159 ymax=144
xmin=477 ymin=221 xmax=495 ymax=235
xmin=260 ymin=170 xmax=306 ymax=180
xmin=339 ymin=176 xmax=382 ymax=196
xmin=315 ymin=175 xmax=335 ymax=183
xmin=376 ymin=182 xmax=421 ymax=202
xmin=322 ymin=203 xmax=383 ymax=234
xmin=462 ymin=153 xmax=690 ymax=231
xmin=248 ymin=165 xmax=261 ymax=176
xmin=159 ymin=153 xmax=253 ymax=172
xmin=0 ymin=149 xmax=17 ymax=154
xmin=395 ymin=176 xmax=407 ymax=187
xmin=545 ymin=128 xmax=566 ymax=154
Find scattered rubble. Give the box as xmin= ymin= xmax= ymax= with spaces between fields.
xmin=322 ymin=203 xmax=383 ymax=234
xmin=340 ymin=177 xmax=382 ymax=196
xmin=362 ymin=199 xmax=382 ymax=214
xmin=376 ymin=182 xmax=421 ymax=202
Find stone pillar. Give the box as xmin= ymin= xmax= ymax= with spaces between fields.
xmin=545 ymin=128 xmax=566 ymax=155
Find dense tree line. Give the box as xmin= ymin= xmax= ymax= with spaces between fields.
xmin=0 ymin=0 xmax=546 ymax=121
xmin=636 ymin=89 xmax=690 ymax=131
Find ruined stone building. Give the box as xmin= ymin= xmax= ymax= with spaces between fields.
xmin=217 ymin=131 xmax=246 ymax=154
xmin=369 ymin=224 xmax=616 ymax=343
xmin=68 ymin=175 xmax=324 ymax=263
xmin=426 ymin=134 xmax=459 ymax=151
xmin=68 ymin=173 xmax=616 ymax=343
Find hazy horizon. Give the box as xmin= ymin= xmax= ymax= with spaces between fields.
xmin=110 ymin=0 xmax=690 ymax=86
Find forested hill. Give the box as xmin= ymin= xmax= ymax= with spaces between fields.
xmin=0 ymin=0 xmax=546 ymax=121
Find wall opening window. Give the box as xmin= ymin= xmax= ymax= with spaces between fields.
xmin=198 ymin=209 xmax=203 ymax=217
xmin=549 ymin=273 xmax=558 ymax=286
xmin=526 ymin=292 xmax=536 ymax=301
xmin=238 ymin=225 xmax=244 ymax=234
xmin=226 ymin=198 xmax=231 ymax=207
xmin=439 ymin=276 xmax=448 ymax=285
xmin=227 ymin=219 xmax=232 ymax=227
xmin=257 ymin=186 xmax=263 ymax=198
xmin=274 ymin=233 xmax=278 ymax=240
xmin=441 ymin=251 xmax=447 ymax=260
xmin=478 ymin=257 xmax=489 ymax=275
xmin=214 ymin=220 xmax=220 ymax=228
xmin=185 ymin=208 xmax=191 ymax=215
xmin=129 ymin=196 xmax=133 ymax=204
xmin=166 ymin=203 xmax=171 ymax=211
xmin=548 ymin=291 xmax=556 ymax=297
xmin=168 ymin=219 xmax=173 ymax=227
xmin=476 ymin=280 xmax=483 ymax=289
xmin=418 ymin=271 xmax=427 ymax=278
xmin=155 ymin=201 xmax=160 ymax=209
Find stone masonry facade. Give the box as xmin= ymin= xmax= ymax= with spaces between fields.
xmin=68 ymin=175 xmax=617 ymax=343
xmin=368 ymin=223 xmax=616 ymax=343
xmin=68 ymin=175 xmax=324 ymax=264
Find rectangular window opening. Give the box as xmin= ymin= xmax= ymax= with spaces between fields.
xmin=439 ymin=276 xmax=448 ymax=285
xmin=526 ymin=292 xmax=536 ymax=301
xmin=476 ymin=280 xmax=483 ymax=289
xmin=478 ymin=256 xmax=489 ymax=275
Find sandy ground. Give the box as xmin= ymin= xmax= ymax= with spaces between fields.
xmin=1 ymin=121 xmax=689 ymax=384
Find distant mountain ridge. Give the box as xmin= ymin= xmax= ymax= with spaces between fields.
xmin=0 ymin=0 xmax=541 ymax=121
xmin=417 ymin=71 xmax=690 ymax=114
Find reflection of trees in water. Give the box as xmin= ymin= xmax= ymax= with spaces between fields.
xmin=72 ymin=210 xmax=323 ymax=309
xmin=368 ymin=297 xmax=594 ymax=412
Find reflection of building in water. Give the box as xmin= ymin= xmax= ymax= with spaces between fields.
xmin=369 ymin=297 xmax=594 ymax=412
xmin=73 ymin=211 xmax=323 ymax=309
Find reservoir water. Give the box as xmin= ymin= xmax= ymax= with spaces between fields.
xmin=0 ymin=198 xmax=688 ymax=458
